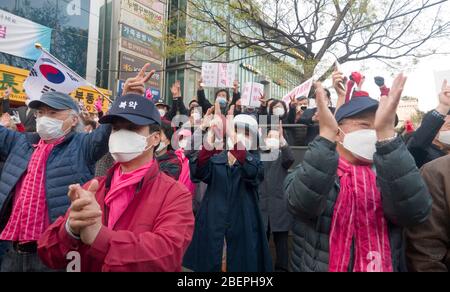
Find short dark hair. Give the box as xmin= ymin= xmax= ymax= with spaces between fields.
xmin=84 ymin=120 xmax=98 ymax=130
xmin=215 ymin=89 xmax=230 ymax=101
xmin=149 ymin=124 xmax=161 ymax=134
xmin=269 ymin=100 xmax=288 ymax=115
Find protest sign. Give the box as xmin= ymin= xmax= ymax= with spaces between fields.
xmin=241 ymin=82 xmax=264 ymax=108
xmin=201 ymin=63 xmax=236 ymax=88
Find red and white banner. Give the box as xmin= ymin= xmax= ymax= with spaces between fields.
xmin=282 ymin=78 xmax=314 ymax=106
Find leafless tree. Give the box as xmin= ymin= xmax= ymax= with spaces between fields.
xmin=174 ymin=0 xmax=450 ymax=79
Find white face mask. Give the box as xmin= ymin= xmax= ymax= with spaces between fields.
xmin=155 ymin=141 xmax=167 ymax=154
xmin=192 ymin=112 xmax=202 ymax=121
xmin=438 ymin=131 xmax=450 ymax=146
xmin=216 ymin=97 xmax=227 ymax=107
xmin=178 ymin=139 xmax=188 ymax=149
xmin=340 ymin=128 xmax=377 ymax=163
xmin=236 ymin=133 xmax=252 ymax=149
xmin=265 ymin=138 xmax=280 ymax=149
xmin=273 ymin=107 xmax=285 ymax=117
xmin=109 ymin=129 xmax=154 ymax=163
xmin=158 ymin=109 xmax=167 ymax=117
xmin=36 ymin=116 xmax=67 ymax=141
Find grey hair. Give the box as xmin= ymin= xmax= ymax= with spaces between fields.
xmin=71 ymin=110 xmax=85 ymax=133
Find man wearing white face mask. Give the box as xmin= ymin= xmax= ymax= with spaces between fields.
xmin=285 ymin=78 xmax=431 ymax=272
xmin=38 ymin=93 xmax=194 ymax=272
xmin=0 ymin=91 xmax=113 ymax=272
xmin=407 ymin=80 xmax=450 ymax=168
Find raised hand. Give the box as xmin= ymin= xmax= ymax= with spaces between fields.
xmin=316 ymin=82 xmax=338 ymax=143
xmin=226 ymin=105 xmax=237 ymax=146
xmin=123 ymin=63 xmax=155 ymax=96
xmin=233 ymin=80 xmax=239 ymax=94
xmin=259 ymin=93 xmax=268 ymax=108
xmin=210 ymin=101 xmax=225 ymax=142
xmin=332 ymin=70 xmax=346 ymax=97
xmin=375 ymin=73 xmax=408 ymax=141
xmin=436 ymin=80 xmax=450 ymax=115
xmin=198 ymin=78 xmax=204 ymax=90
xmin=289 ymin=96 xmax=297 ymax=108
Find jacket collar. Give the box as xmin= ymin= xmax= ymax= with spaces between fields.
xmin=105 ymin=159 xmax=161 ymax=193
xmin=101 ymin=160 xmax=161 ymax=226
xmin=26 ymin=131 xmax=77 ymax=148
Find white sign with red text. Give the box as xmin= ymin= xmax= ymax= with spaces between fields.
xmin=241 ymin=82 xmax=264 ymax=108
xmin=282 ymin=78 xmax=314 ymax=106
xmin=201 ymin=63 xmax=236 ymax=88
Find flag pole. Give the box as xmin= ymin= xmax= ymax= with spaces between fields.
xmin=34 ymin=43 xmax=113 ymax=104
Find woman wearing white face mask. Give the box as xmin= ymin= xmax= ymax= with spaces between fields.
xmin=38 ymin=93 xmax=194 ymax=272
xmin=269 ymin=100 xmax=288 ymax=120
xmin=183 ymin=106 xmax=273 ymax=272
xmin=285 ymin=78 xmax=431 ymax=273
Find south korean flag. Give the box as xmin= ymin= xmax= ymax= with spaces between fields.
xmin=24 ymin=51 xmax=89 ymax=101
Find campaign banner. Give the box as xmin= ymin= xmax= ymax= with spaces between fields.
xmin=282 ymin=78 xmax=314 ymax=106
xmin=0 ymin=9 xmax=52 ymax=60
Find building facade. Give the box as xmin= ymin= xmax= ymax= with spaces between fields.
xmin=397 ymin=96 xmax=420 ymax=125
xmin=0 ymin=0 xmax=106 ymax=108
xmin=0 ymin=0 xmax=100 ymax=82
xmin=97 ymin=0 xmax=167 ymax=101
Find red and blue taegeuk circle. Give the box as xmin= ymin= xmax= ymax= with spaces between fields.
xmin=39 ymin=64 xmax=65 ymax=84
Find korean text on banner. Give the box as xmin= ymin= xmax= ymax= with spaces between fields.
xmin=0 ymin=9 xmax=52 ymax=60
xmin=241 ymin=82 xmax=264 ymax=108
xmin=282 ymin=78 xmax=314 ymax=106
xmin=201 ymin=63 xmax=236 ymax=88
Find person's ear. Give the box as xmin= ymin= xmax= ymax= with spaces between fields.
xmin=336 ymin=127 xmax=345 ymax=143
xmin=69 ymin=114 xmax=79 ymax=128
xmin=150 ymin=131 xmax=161 ymax=147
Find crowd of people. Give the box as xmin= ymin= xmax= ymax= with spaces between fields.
xmin=0 ymin=62 xmax=449 ymax=272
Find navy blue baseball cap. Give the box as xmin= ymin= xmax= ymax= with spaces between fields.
xmin=99 ymin=94 xmax=161 ymax=126
xmin=335 ymin=96 xmax=379 ymax=123
xmin=29 ymin=92 xmax=80 ymax=113
xmin=155 ymin=99 xmax=170 ymax=110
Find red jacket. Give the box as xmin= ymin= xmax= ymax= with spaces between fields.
xmin=37 ymin=162 xmax=194 ymax=272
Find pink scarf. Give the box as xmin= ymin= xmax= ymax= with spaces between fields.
xmin=105 ymin=160 xmax=154 ymax=229
xmin=0 ymin=138 xmax=63 ymax=242
xmin=175 ymin=149 xmax=195 ymax=196
xmin=329 ymin=158 xmax=393 ymax=272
